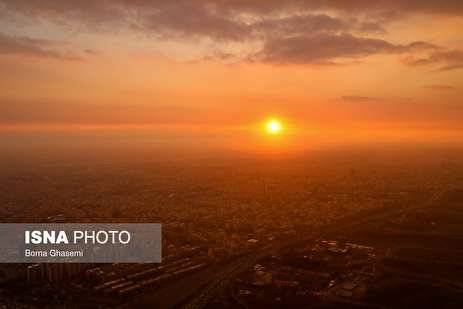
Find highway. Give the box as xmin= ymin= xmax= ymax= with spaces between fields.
xmin=179 ymin=189 xmax=447 ymax=309
xmin=121 ymin=188 xmax=448 ymax=309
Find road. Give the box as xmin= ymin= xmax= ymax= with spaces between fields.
xmin=180 ymin=188 xmax=447 ymax=309
xmin=122 ymin=188 xmax=448 ymax=309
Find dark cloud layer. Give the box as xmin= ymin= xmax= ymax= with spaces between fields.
xmin=208 ymin=0 xmax=463 ymax=15
xmin=3 ymin=1 xmax=463 ymax=20
xmin=0 ymin=1 xmax=462 ymax=66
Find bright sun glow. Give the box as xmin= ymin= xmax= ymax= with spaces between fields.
xmin=266 ymin=119 xmax=282 ymax=135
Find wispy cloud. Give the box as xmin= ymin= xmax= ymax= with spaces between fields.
xmin=0 ymin=32 xmax=82 ymax=60
xmin=252 ymin=34 xmax=436 ymax=65
xmin=404 ymin=49 xmax=463 ymax=72
xmin=424 ymin=85 xmax=457 ymax=90
xmin=341 ymin=96 xmax=382 ymax=102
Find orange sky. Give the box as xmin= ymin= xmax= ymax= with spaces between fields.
xmin=0 ymin=1 xmax=462 ymax=152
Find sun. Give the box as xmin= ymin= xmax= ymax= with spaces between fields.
xmin=266 ymin=119 xmax=282 ymax=135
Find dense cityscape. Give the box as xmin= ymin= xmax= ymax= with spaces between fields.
xmin=0 ymin=148 xmax=462 ymax=308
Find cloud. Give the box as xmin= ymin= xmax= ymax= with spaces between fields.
xmin=3 ymin=1 xmax=463 ymax=21
xmin=0 ymin=99 xmax=226 ymax=126
xmin=341 ymin=96 xmax=381 ymax=102
xmin=134 ymin=3 xmax=249 ymax=41
xmin=252 ymin=34 xmax=436 ymax=65
xmin=403 ymin=49 xmax=463 ymax=71
xmin=406 ymin=50 xmax=463 ymax=65
xmin=206 ymin=1 xmax=463 ymax=15
xmin=0 ymin=1 xmax=436 ymax=41
xmin=424 ymin=85 xmax=457 ymax=90
xmin=0 ymin=1 xmax=456 ymax=66
xmin=134 ymin=8 xmax=384 ymax=42
xmin=436 ymin=64 xmax=463 ymax=72
xmin=253 ymin=14 xmax=359 ymax=37
xmin=0 ymin=1 xmax=125 ymax=26
xmin=0 ymin=32 xmax=81 ymax=60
